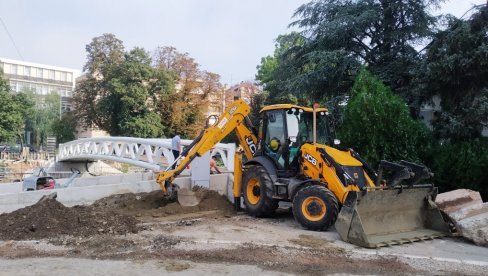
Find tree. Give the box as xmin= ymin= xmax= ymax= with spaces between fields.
xmin=0 ymin=72 xmax=24 ymax=143
xmin=339 ymin=69 xmax=430 ymax=167
xmin=75 ymin=35 xmax=175 ymax=138
xmin=74 ymin=34 xmax=126 ymax=131
xmin=153 ymin=46 xmax=224 ymax=138
xmin=255 ymin=32 xmax=305 ymax=104
xmin=258 ymin=0 xmax=440 ymax=108
xmin=422 ymin=6 xmax=488 ymax=141
xmin=51 ymin=112 xmax=77 ymax=144
xmin=84 ymin=33 xmax=125 ymax=76
xmin=24 ymin=91 xmax=61 ymax=147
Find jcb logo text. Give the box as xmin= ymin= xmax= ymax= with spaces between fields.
xmin=304 ymin=153 xmax=317 ymax=166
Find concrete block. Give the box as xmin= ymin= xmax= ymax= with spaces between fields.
xmin=0 ymin=192 xmax=20 ymax=205
xmin=226 ymin=174 xmax=234 ymax=203
xmin=0 ymin=182 xmax=22 ymax=194
xmin=209 ymin=174 xmax=229 ymax=196
xmin=457 ymin=213 xmax=488 ymax=247
xmin=173 ymin=177 xmax=191 ymax=190
xmin=449 ymin=202 xmax=488 ymax=221
xmin=436 ymin=189 xmax=483 ymax=214
xmin=18 ymin=190 xmax=53 ymax=204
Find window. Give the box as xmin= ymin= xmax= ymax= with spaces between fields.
xmin=10 ymin=64 xmax=17 ymax=75
xmin=37 ymin=68 xmax=43 ymax=78
xmin=49 ymin=86 xmax=57 ymax=94
xmin=264 ymin=110 xmax=286 ymax=168
xmin=48 ymin=70 xmax=54 ymax=80
xmin=297 ymin=112 xmax=331 ymax=146
xmin=9 ymin=81 xmax=17 ymax=92
xmin=24 ymin=66 xmax=31 ymax=77
xmin=42 ymin=85 xmax=48 ymax=95
xmin=60 ymin=72 xmax=67 ymax=82
xmin=62 ymin=102 xmax=71 ymax=112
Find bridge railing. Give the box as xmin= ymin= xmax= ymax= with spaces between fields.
xmin=57 ymin=137 xmax=236 ymax=172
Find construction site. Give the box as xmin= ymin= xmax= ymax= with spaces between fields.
xmin=1 ymin=99 xmax=488 ymax=275
xmin=0 ymin=177 xmax=487 ymax=275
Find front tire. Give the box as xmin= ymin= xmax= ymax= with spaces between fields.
xmin=242 ymin=165 xmax=278 ymax=217
xmin=292 ymin=185 xmax=339 ymax=231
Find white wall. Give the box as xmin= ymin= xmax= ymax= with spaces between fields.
xmin=0 ymin=172 xmax=231 ymax=214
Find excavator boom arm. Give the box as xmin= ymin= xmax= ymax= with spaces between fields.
xmin=156 ymin=99 xmax=257 ymax=192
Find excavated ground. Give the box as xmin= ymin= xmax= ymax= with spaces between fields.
xmin=0 ymin=189 xmax=487 ymax=275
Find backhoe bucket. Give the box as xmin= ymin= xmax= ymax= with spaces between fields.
xmin=335 ymin=186 xmax=450 ymax=248
xmin=177 ymin=188 xmax=201 ymax=207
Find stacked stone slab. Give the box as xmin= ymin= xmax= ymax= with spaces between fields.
xmin=436 ymin=189 xmax=488 ymax=247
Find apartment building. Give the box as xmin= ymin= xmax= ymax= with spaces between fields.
xmin=0 ymin=57 xmax=81 ymax=112
xmin=225 ymin=81 xmax=262 ymax=108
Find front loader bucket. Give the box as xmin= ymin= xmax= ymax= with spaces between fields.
xmin=335 ymin=187 xmax=450 ymax=248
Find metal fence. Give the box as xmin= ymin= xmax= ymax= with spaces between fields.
xmin=0 ymin=150 xmax=49 ymax=161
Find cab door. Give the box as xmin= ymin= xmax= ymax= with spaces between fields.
xmin=261 ymin=110 xmax=286 ymax=169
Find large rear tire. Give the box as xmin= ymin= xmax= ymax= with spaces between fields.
xmin=242 ymin=165 xmax=278 ymax=217
xmin=292 ymin=185 xmax=339 ymax=231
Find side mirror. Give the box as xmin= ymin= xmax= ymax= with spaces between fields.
xmin=334 ymin=139 xmax=341 ymax=145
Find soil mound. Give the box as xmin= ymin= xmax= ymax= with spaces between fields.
xmin=0 ymin=188 xmax=234 ymax=241
xmin=92 ymin=189 xmax=235 ymax=217
xmin=0 ymin=197 xmax=139 ymax=240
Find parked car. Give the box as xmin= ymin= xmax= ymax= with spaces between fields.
xmin=23 ymin=176 xmax=56 ymax=191
xmin=0 ymin=144 xmax=21 ymax=153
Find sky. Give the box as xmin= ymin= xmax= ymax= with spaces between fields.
xmin=0 ymin=0 xmax=486 ymax=85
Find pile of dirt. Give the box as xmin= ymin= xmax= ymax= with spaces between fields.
xmin=0 ymin=197 xmax=139 ymax=240
xmin=91 ymin=189 xmax=235 ymax=217
xmin=0 ymin=188 xmax=234 ymax=241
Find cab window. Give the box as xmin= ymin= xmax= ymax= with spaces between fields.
xmin=264 ymin=110 xmax=285 ymax=168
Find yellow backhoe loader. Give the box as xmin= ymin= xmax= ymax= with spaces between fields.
xmin=156 ymin=99 xmax=450 ymax=248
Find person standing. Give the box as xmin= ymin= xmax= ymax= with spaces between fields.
xmin=171 ymin=134 xmax=181 ymax=164
xmin=210 ymin=155 xmax=222 ymax=174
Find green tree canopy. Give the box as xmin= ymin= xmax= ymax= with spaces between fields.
xmin=339 ymin=69 xmax=429 ymax=167
xmin=51 ymin=112 xmax=77 ymax=144
xmin=258 ymin=0 xmax=440 ymax=108
xmin=75 ymin=41 xmax=174 ymax=138
xmin=0 ymin=72 xmax=24 ymax=143
xmin=422 ymin=6 xmax=488 ymax=141
xmin=75 ymin=35 xmax=223 ymax=139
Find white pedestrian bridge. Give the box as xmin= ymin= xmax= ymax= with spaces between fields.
xmin=57 ymin=137 xmax=236 ymax=172
xmin=0 ymin=137 xmax=236 ymax=214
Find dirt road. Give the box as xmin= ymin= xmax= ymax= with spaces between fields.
xmin=1 ymin=191 xmax=487 ymax=275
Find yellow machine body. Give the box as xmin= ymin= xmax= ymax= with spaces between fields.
xmin=156 ymin=100 xmax=450 ymax=248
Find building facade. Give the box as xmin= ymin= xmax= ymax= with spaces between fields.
xmin=225 ymin=81 xmax=262 ymax=108
xmin=0 ymin=57 xmax=81 ymax=112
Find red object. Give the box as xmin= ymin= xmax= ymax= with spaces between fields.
xmin=313 ymin=103 xmax=320 ymax=109
xmin=43 ymin=179 xmax=55 ymax=190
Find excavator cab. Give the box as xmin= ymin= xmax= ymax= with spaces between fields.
xmin=257 ymin=105 xmax=333 ymax=173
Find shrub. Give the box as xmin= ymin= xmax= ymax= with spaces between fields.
xmin=427 ymin=139 xmax=488 ymax=201
xmin=338 ymin=68 xmax=430 ymax=168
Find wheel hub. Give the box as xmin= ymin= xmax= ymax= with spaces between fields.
xmin=307 ymin=201 xmax=322 ymax=216
xmin=252 ymin=186 xmax=261 ymax=197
